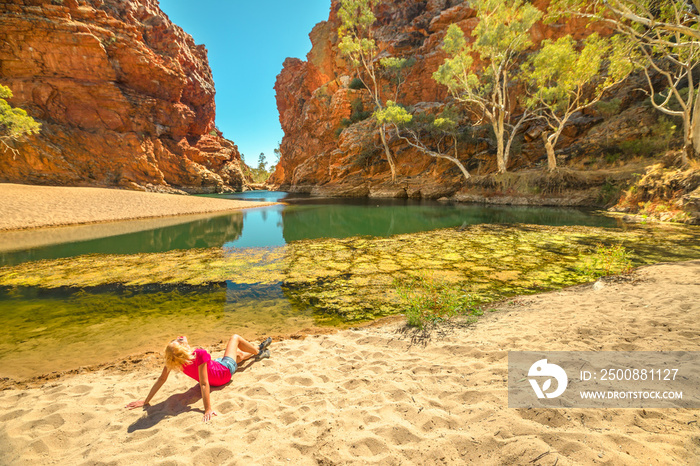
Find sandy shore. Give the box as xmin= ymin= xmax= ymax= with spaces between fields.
xmin=0 ymin=183 xmax=277 ymax=230
xmin=0 ymin=260 xmax=698 ymax=464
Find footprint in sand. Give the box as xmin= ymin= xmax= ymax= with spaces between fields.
xmin=350 ymin=435 xmax=389 ymax=457
xmin=0 ymin=409 xmax=28 ymax=422
xmin=23 ymin=413 xmax=66 ymax=432
xmin=243 ymin=386 xmax=272 ymax=397
xmin=278 ymin=410 xmax=298 ymax=426
xmin=67 ymin=385 xmax=92 ymax=395
xmin=372 ymin=425 xmax=423 ymax=446
xmin=193 ymin=446 xmax=233 ymax=464
xmin=285 ymin=376 xmax=315 ymax=387
xmin=40 ymin=402 xmax=68 ymax=415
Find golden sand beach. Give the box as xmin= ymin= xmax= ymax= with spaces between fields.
xmin=0 ymin=183 xmax=276 ymax=231
xmin=0 ymin=260 xmax=698 ymax=465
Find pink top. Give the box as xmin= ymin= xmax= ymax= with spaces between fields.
xmin=181 ymin=348 xmax=232 ymax=387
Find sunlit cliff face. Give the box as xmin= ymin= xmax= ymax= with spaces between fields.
xmin=0 ymin=0 xmax=247 ymax=192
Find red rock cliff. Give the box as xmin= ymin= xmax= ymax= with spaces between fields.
xmin=0 ymin=0 xmax=247 ymax=193
xmin=272 ymin=0 xmax=654 ymax=198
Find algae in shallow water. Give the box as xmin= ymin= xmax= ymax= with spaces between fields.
xmin=0 ymin=223 xmax=698 ymax=323
xmin=0 ymin=282 xmax=325 ymax=380
xmin=1 ymin=222 xmax=699 ymax=380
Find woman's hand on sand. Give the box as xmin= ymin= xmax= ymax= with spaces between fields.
xmin=125 ymin=400 xmax=147 ymax=410
xmin=203 ymin=409 xmax=218 ymax=423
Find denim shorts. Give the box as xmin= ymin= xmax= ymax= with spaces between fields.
xmin=213 ymin=356 xmax=237 ymax=375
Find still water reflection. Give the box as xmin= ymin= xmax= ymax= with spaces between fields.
xmin=0 ymin=192 xmax=629 ymax=379
xmin=0 ymin=191 xmax=619 ymax=266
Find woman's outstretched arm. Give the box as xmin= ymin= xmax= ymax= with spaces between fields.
xmin=198 ymin=363 xmax=217 ymax=422
xmin=126 ymin=366 xmax=170 ymax=409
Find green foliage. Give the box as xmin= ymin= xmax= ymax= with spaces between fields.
xmin=338 ymin=0 xmax=378 ymax=33
xmin=546 ymin=0 xmax=700 ymax=160
xmin=596 ymin=98 xmax=622 ymax=119
xmin=618 ymin=139 xmax=653 ymax=157
xmin=394 ymin=275 xmax=481 ymax=329
xmin=432 ymin=26 xmax=475 ymax=99
xmin=0 ymin=84 xmax=41 ymax=149
xmin=101 ymin=34 xmax=117 ymax=47
xmin=379 ymin=56 xmax=416 ymax=92
xmin=432 ymin=0 xmax=542 ymax=172
xmin=522 ymin=33 xmax=632 ymax=112
xmin=350 ymin=97 xmax=365 ymax=116
xmin=273 ymin=144 xmax=281 ymax=163
xmin=434 ymin=105 xmax=463 ymax=129
xmin=337 ymin=98 xmax=373 ymax=135
xmin=352 ymin=147 xmax=378 ymax=168
xmin=337 ymin=0 xmax=402 ymax=181
xmin=242 ymin=152 xmax=274 ymax=183
xmin=338 ymin=0 xmax=379 ymax=69
xmin=597 ymin=178 xmax=623 ymax=205
xmin=402 ymin=105 xmax=477 ymax=148
xmin=653 ymin=116 xmax=678 ymax=141
xmin=433 ymin=2 xmax=542 ymax=99
xmin=604 ymin=152 xmax=621 ymax=164
xmin=521 ymin=32 xmax=635 ymax=169
xmin=348 ymin=77 xmax=366 ymax=90
xmin=650 ymin=87 xmax=691 ymax=113
xmin=379 ymin=57 xmax=415 ymax=71
xmin=619 ymin=116 xmax=678 ymax=157
xmin=577 ymin=243 xmax=632 ymax=279
xmin=373 ymin=100 xmax=412 ymax=126
xmin=432 ymin=116 xmax=457 ymax=133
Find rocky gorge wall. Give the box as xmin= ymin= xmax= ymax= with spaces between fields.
xmin=271 ymin=0 xmax=660 ymax=200
xmin=0 ymin=0 xmax=247 ymax=193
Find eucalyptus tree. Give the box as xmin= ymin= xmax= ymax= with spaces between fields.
xmin=432 ymin=0 xmax=542 ymax=174
xmin=521 ymin=34 xmax=634 ymax=170
xmin=379 ymin=56 xmax=416 ymax=102
xmin=338 ymin=0 xmax=399 ymax=182
xmin=374 ymin=101 xmax=473 ymax=181
xmin=549 ymin=0 xmax=700 ymax=163
xmin=0 ymin=84 xmax=41 ymax=156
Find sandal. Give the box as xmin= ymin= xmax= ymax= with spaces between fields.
xmin=258 ymin=337 xmax=272 ymax=352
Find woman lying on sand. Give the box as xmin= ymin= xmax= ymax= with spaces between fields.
xmin=126 ymin=334 xmax=272 ymax=422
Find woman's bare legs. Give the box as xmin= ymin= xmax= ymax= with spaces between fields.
xmin=223 ymin=334 xmax=259 ymax=364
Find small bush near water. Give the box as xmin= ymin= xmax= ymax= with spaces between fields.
xmin=395 ymin=244 xmax=633 ymax=328
xmin=576 ymin=243 xmax=633 ymax=279
xmin=394 ymin=275 xmax=483 ymax=329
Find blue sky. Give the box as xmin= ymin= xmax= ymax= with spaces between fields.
xmin=158 ymin=1 xmax=331 ymax=169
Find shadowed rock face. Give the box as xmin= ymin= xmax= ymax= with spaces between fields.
xmin=271 ymin=0 xmax=654 ymax=198
xmin=0 ymin=0 xmax=247 ymax=193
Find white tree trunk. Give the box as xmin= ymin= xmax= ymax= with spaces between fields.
xmin=442 ymin=154 xmax=471 ymax=181
xmin=689 ymin=92 xmax=700 ymax=162
xmin=495 ymin=118 xmax=506 ymax=174
xmin=392 ymin=125 xmax=470 ymax=182
xmin=379 ymin=125 xmax=397 ymax=183
xmin=543 ymin=133 xmax=557 ymax=171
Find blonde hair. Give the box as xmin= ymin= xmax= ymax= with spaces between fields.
xmin=164 ymin=339 xmax=195 ymax=371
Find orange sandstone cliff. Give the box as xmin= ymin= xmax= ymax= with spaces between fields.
xmin=271 ymin=0 xmax=656 ymax=199
xmin=0 ymin=0 xmax=247 ymax=193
